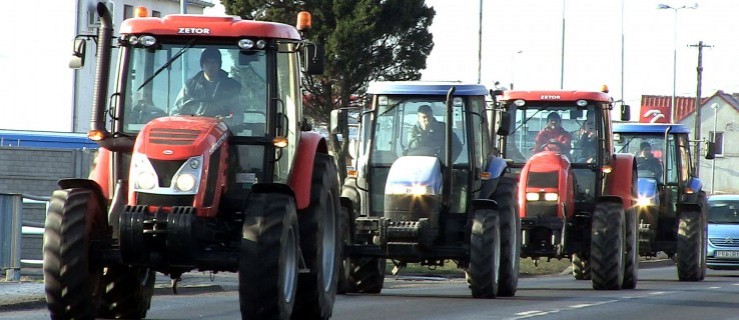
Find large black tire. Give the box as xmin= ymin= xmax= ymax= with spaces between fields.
xmin=345 ymin=258 xmax=386 ymax=294
xmin=572 ymin=252 xmax=591 ymax=280
xmin=676 ymin=209 xmax=706 ymax=281
xmin=43 ymin=189 xmax=107 ymax=320
xmin=467 ymin=209 xmax=500 ymax=299
xmin=239 ymin=192 xmax=300 ymax=320
xmin=293 ymin=153 xmax=341 ymax=319
xmin=590 ymin=201 xmax=625 ymax=290
xmin=622 ymin=207 xmax=639 ymax=289
xmin=97 ymin=265 xmax=156 ymax=319
xmin=337 ymin=205 xmax=352 ymax=295
xmin=492 ymin=176 xmax=519 ymax=297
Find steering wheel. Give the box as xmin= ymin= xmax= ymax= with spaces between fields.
xmin=539 ymin=139 xmax=568 ymax=152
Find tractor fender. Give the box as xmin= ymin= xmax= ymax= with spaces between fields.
xmin=480 ymin=156 xmax=508 ymax=198
xmin=470 ymin=198 xmax=499 ymax=211
xmin=252 ymin=182 xmax=296 ymax=199
xmin=341 ymin=179 xmax=360 ymax=210
xmin=605 ymin=153 xmax=637 ymax=209
xmin=57 ymin=178 xmax=109 ymax=224
xmin=681 ymin=177 xmax=705 ymax=203
xmin=289 ymin=131 xmax=329 ymax=210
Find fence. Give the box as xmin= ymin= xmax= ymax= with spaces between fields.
xmin=0 ymin=193 xmax=49 ymax=281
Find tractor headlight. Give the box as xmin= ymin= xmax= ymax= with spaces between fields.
xmin=636 ymin=196 xmax=654 ymax=207
xmin=136 ymin=172 xmax=157 ymax=190
xmin=174 ymin=173 xmax=196 ymax=192
xmin=131 ymin=153 xmax=158 ymax=190
xmin=387 ymin=183 xmax=435 ymax=196
xmin=526 ymin=192 xmax=540 ymax=201
xmin=543 ymin=193 xmax=559 ymax=201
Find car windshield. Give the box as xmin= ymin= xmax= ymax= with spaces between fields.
xmin=708 ymin=199 xmax=739 ymax=224
xmin=121 ymin=44 xmax=268 ymax=136
xmin=503 ymin=103 xmax=597 ymax=164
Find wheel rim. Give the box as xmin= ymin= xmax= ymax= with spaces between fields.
xmin=321 ymin=191 xmax=338 ymax=292
xmin=282 ymin=224 xmax=298 ymax=303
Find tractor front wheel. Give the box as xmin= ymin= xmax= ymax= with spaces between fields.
xmin=239 ymin=192 xmax=300 ymax=320
xmin=43 ymin=188 xmax=107 ymax=320
xmin=590 ymin=201 xmax=625 ymax=290
xmin=676 ymin=209 xmax=706 ymax=281
xmin=467 ymin=209 xmax=501 ymax=299
xmin=492 ymin=176 xmax=520 ymax=297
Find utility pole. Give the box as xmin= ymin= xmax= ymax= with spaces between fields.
xmin=689 ymin=41 xmax=712 ymax=176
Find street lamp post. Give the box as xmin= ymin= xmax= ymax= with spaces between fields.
xmin=510 ymin=50 xmax=523 ymax=90
xmin=657 ymin=3 xmax=698 ymax=123
xmin=711 ymin=102 xmax=720 ymax=194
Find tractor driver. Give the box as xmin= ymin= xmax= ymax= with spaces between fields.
xmin=574 ymin=118 xmax=597 ymax=162
xmin=534 ymin=112 xmax=572 ymax=154
xmin=407 ymin=105 xmax=462 ymax=161
xmin=171 ymin=48 xmax=244 ymax=124
xmin=636 ymin=142 xmax=663 ymax=180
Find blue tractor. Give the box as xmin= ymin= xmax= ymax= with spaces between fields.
xmin=612 ymin=122 xmax=708 ymax=281
xmin=331 ymin=81 xmax=520 ymax=298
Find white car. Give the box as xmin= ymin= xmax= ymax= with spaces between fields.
xmin=706 ymin=194 xmax=739 ymax=270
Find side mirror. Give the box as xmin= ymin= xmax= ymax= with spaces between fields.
xmin=705 ymin=141 xmax=716 ymax=160
xmin=330 ymin=108 xmax=347 ymax=135
xmin=69 ymin=38 xmax=86 ymax=69
xmin=496 ymin=111 xmax=512 ymax=136
xmin=621 ymin=104 xmax=631 ymax=121
xmin=303 ymin=43 xmax=324 ymax=75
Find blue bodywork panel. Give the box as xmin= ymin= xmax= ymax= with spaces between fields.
xmin=612 ymin=122 xmax=691 ymax=134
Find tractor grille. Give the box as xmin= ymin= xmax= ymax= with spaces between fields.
xmin=148 ymin=128 xmax=200 ymax=145
xmin=150 ymin=159 xmax=186 ymax=188
xmin=136 ymin=192 xmax=194 ymax=207
xmin=525 ymin=202 xmax=558 ymax=218
xmin=709 ymin=237 xmax=739 ymax=248
xmin=527 ymin=171 xmax=558 ymax=188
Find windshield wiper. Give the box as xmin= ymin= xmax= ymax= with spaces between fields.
xmin=137 ymin=39 xmax=197 ymax=91
xmin=616 ymin=136 xmax=637 ymax=153
xmin=510 ymin=108 xmax=543 ymax=135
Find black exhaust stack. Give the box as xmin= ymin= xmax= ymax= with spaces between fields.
xmin=91 ymin=2 xmax=113 ymax=139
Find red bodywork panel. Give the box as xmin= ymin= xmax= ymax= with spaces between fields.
xmin=518 ymin=151 xmax=575 ymax=218
xmin=289 ymin=131 xmax=327 ymax=210
xmin=605 ymin=153 xmax=636 ymax=209
xmin=120 ymin=15 xmax=302 ymax=40
xmin=90 ymin=147 xmax=112 ymax=199
xmin=503 ymin=90 xmax=612 ymax=102
xmin=129 ymin=116 xmax=230 ymax=218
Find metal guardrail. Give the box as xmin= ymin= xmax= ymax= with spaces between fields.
xmin=0 ymin=193 xmax=49 ymax=281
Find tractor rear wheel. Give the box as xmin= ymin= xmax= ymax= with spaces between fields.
xmin=239 ymin=192 xmax=299 ymax=320
xmin=97 ymin=265 xmax=155 ymax=319
xmin=572 ymin=252 xmax=591 ymax=280
xmin=622 ymin=207 xmax=639 ymax=289
xmin=590 ymin=201 xmax=625 ymax=290
xmin=43 ymin=188 xmax=107 ymax=320
xmin=676 ymin=209 xmax=705 ymax=281
xmin=294 ymin=153 xmax=341 ymax=319
xmin=493 ymin=176 xmax=519 ymax=297
xmin=467 ymin=209 xmax=500 ymax=299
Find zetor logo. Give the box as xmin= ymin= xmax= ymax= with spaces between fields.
xmin=540 ymin=95 xmax=561 ymax=100
xmin=178 ymin=27 xmax=210 ymax=34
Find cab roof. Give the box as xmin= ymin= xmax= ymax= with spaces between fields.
xmin=613 ymin=122 xmax=691 ymax=134
xmin=502 ymin=90 xmax=612 ymax=102
xmin=119 ymin=15 xmax=302 ymax=40
xmin=366 ymin=81 xmax=488 ymax=96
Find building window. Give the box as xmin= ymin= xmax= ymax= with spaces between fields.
xmin=710 ymin=131 xmax=724 ymax=156
xmin=124 ymin=5 xmax=133 ymax=19
xmin=153 ymin=10 xmax=161 ymax=17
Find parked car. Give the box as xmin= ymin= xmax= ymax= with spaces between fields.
xmin=706 ymin=194 xmax=739 ymax=270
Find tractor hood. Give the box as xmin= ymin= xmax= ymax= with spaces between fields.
xmin=133 ymin=116 xmax=229 ymax=160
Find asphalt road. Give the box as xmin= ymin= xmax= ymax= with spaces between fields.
xmin=3 ymin=263 xmax=739 ymax=320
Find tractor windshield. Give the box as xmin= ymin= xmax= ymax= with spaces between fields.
xmin=121 ymin=43 xmax=268 ymax=137
xmin=369 ymin=96 xmax=469 ymax=167
xmin=614 ymin=133 xmax=671 ymax=183
xmin=503 ymin=102 xmax=601 ymax=165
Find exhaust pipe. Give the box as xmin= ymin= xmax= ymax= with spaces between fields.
xmin=90 ymin=2 xmax=113 ymax=138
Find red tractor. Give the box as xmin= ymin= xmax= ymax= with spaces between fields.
xmin=43 ymin=4 xmax=341 ymax=319
xmin=493 ymin=88 xmax=639 ymax=290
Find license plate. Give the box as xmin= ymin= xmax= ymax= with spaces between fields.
xmin=716 ymin=251 xmax=739 ymax=258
